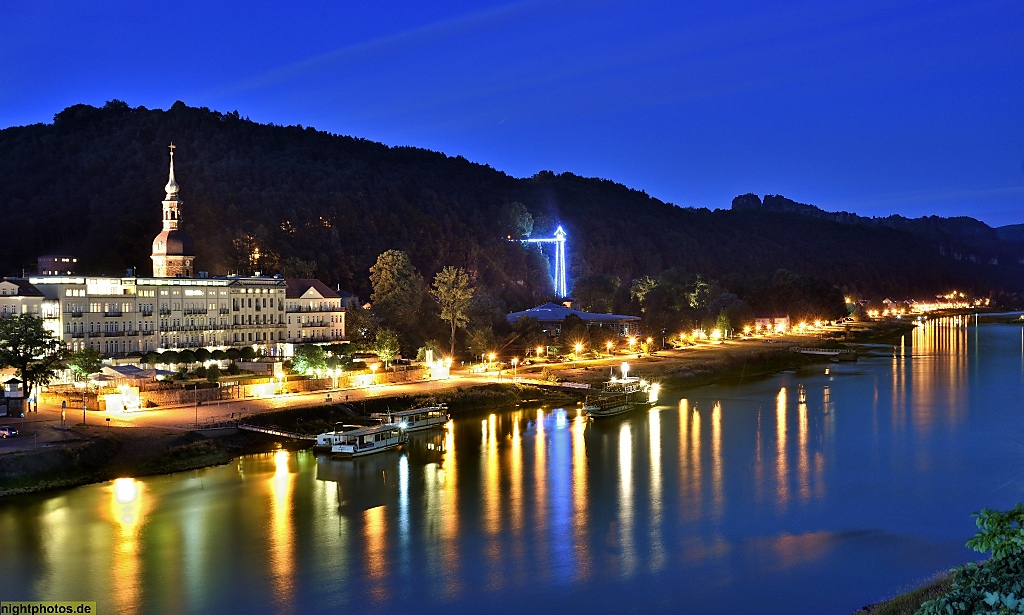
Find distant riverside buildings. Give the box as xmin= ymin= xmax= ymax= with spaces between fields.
xmin=4 ymin=146 xmax=347 ymax=358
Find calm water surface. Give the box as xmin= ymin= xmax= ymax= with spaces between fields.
xmin=2 ymin=318 xmax=1024 ymax=614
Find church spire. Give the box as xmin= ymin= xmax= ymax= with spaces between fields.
xmin=164 ymin=143 xmax=179 ymax=196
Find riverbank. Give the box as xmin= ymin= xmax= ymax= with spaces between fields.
xmin=0 ymin=322 xmax=914 ymax=499
xmin=0 ymin=383 xmax=579 ymax=498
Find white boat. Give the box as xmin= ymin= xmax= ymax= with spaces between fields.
xmin=314 ymin=424 xmax=364 ymax=450
xmin=373 ymin=405 xmax=449 ymax=433
xmin=584 ymin=368 xmax=659 ymax=419
xmin=330 ymin=423 xmax=407 ymax=457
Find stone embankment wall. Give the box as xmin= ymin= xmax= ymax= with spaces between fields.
xmin=41 ymin=368 xmax=427 ymax=408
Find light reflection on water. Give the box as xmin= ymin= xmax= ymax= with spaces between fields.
xmin=1 ymin=320 xmax=1024 ymax=614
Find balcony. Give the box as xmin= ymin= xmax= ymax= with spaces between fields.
xmin=71 ymin=332 xmax=85 ymax=339
xmin=104 ymin=331 xmax=124 ymax=337
xmin=159 ymin=308 xmax=172 ymax=316
xmin=67 ymin=311 xmax=84 ymax=318
xmin=104 ymin=312 xmax=123 ymax=318
xmin=184 ymin=308 xmax=208 ymax=315
xmin=219 ymin=308 xmax=230 ymax=315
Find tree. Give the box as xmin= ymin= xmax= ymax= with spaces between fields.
xmin=205 ymin=364 xmax=221 ymax=383
xmin=432 ymin=266 xmax=474 ymax=357
xmin=374 ymin=328 xmax=401 ymax=368
xmin=292 ymin=344 xmax=327 ymax=375
xmin=919 ymin=504 xmax=1024 ymax=614
xmin=630 ymin=276 xmax=659 ymax=309
xmin=573 ymin=273 xmax=620 ymax=313
xmin=0 ymin=315 xmax=67 ymax=412
xmin=67 ymin=347 xmax=103 ymax=381
xmin=369 ymin=250 xmax=422 ymax=326
xmin=498 ymin=202 xmax=534 ymax=239
xmin=345 ymin=305 xmax=380 ymax=349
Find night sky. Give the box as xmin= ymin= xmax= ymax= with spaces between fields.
xmin=3 ymin=0 xmax=1022 ymax=225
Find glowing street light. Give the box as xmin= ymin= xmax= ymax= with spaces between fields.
xmin=536 ymin=346 xmax=544 ymax=358
xmin=488 ymin=352 xmax=496 ymax=370
xmin=511 ymin=357 xmax=518 ymax=381
xmin=370 ymin=362 xmax=379 ymax=385
xmin=621 ymin=362 xmax=630 ymax=379
xmin=628 ymin=337 xmax=636 ymax=353
xmin=606 ymin=341 xmax=613 ymax=356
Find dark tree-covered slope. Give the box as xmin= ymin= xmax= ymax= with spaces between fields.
xmin=0 ymin=101 xmax=1020 ymax=309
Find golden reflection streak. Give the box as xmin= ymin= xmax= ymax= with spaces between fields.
xmin=485 ymin=414 xmax=503 ymax=589
xmin=363 ymin=505 xmax=388 ymax=602
xmin=711 ymin=402 xmax=723 ymax=518
xmin=534 ymin=410 xmax=548 ymax=569
xmin=483 ymin=414 xmax=500 ymax=535
xmin=571 ymin=411 xmax=591 ymax=580
xmin=440 ymin=419 xmax=461 ymax=598
xmin=269 ymin=450 xmax=296 ymax=612
xmin=677 ymin=401 xmax=688 ymax=477
xmin=648 ymin=408 xmax=665 ymax=570
xmin=618 ymin=422 xmax=636 ymax=576
xmin=690 ymin=404 xmax=702 ymax=510
xmin=109 ymin=478 xmax=145 ymax=615
xmin=510 ymin=411 xmax=523 ymax=534
xmin=776 ymin=387 xmax=789 ymax=508
xmin=798 ymin=395 xmax=810 ymax=502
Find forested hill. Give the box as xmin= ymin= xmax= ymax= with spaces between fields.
xmin=1 ymin=100 xmax=1021 ymax=311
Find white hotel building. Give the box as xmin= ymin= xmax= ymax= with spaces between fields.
xmin=6 ymin=146 xmax=345 ymax=358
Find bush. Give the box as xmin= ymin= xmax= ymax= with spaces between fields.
xmin=226 ymin=362 xmax=241 ymax=376
xmin=919 ymin=503 xmax=1024 ymax=614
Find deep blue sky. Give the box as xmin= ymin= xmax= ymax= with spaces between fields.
xmin=3 ymin=0 xmax=1022 ymax=226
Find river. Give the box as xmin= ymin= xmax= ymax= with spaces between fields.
xmin=2 ymin=317 xmax=1023 ymax=614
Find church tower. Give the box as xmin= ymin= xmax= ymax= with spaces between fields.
xmin=151 ymin=144 xmax=195 ymax=277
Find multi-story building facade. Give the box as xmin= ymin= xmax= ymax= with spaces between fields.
xmin=26 ymin=275 xmax=288 ymax=356
xmin=14 ymin=146 xmax=346 ymax=358
xmin=284 ymin=279 xmax=346 ymax=343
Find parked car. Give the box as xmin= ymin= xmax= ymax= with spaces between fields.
xmin=0 ymin=426 xmax=18 ymax=438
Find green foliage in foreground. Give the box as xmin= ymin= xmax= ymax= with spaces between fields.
xmin=918 ymin=503 xmax=1024 ymax=614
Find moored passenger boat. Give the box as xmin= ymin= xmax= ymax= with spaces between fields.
xmin=330 ymin=423 xmax=407 ymax=457
xmin=373 ymin=405 xmax=450 ymax=433
xmin=583 ymin=363 xmax=659 ymax=419
xmin=314 ymin=424 xmax=364 ymax=451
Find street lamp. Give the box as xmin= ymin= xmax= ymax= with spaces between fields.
xmin=628 ymin=337 xmax=636 ymax=353
xmin=511 ymin=357 xmax=518 ymax=381
xmin=370 ymin=363 xmax=379 ymax=385
xmin=536 ymin=346 xmax=544 ymax=360
xmin=606 ymin=341 xmax=612 ymax=356
xmin=488 ymin=353 xmax=496 ymax=370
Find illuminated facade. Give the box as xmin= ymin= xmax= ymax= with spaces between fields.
xmin=26 ymin=275 xmax=287 ymax=356
xmin=15 ymin=145 xmax=350 ymax=357
xmin=283 ymin=279 xmax=346 ymax=343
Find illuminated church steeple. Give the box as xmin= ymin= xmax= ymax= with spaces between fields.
xmin=151 ymin=144 xmax=195 ymax=277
